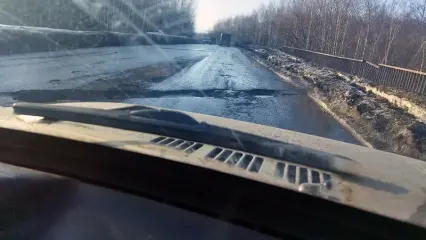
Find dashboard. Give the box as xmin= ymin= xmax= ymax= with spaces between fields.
xmin=0 ymin=127 xmax=424 ymax=239
xmin=1 ymin=163 xmax=277 ymax=240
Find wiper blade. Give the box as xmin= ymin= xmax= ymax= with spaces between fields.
xmin=13 ymin=102 xmax=203 ymax=136
xmin=12 ymin=102 xmax=346 ymax=173
xmin=130 ymin=108 xmax=199 ymax=125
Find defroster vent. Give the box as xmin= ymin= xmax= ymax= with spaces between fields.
xmin=274 ymin=162 xmax=332 ymax=185
xmin=151 ymin=137 xmax=203 ymax=154
xmin=206 ymin=147 xmax=264 ymax=173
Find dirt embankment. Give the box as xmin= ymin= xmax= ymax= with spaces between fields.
xmin=243 ymin=46 xmax=426 ymax=161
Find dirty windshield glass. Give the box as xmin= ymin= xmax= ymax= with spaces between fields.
xmin=1 ymin=0 xmax=426 ymax=161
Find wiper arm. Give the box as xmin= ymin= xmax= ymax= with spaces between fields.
xmin=12 ymin=102 xmax=345 ymax=173
xmin=130 ymin=108 xmax=200 ymax=125
xmin=13 ymin=102 xmax=203 ymax=136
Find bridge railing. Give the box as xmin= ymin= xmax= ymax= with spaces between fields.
xmin=279 ymin=46 xmax=426 ymax=95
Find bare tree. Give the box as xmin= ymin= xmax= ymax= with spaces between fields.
xmin=0 ymin=0 xmax=196 ymax=36
xmin=212 ymin=0 xmax=426 ymax=71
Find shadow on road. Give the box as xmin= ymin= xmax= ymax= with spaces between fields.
xmin=5 ymin=89 xmax=305 ymax=103
xmin=0 ymin=57 xmax=207 ymax=106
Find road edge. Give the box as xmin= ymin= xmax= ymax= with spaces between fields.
xmin=250 ymin=54 xmax=373 ymax=148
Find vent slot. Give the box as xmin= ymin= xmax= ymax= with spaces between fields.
xmin=287 ymin=165 xmax=297 ymax=183
xmin=323 ymin=173 xmax=331 ymax=182
xmin=176 ymin=141 xmax=194 ymax=150
xmin=206 ymin=148 xmax=263 ymax=173
xmin=168 ymin=139 xmax=185 ymax=147
xmin=151 ymin=137 xmax=166 ymax=143
xmin=238 ymin=155 xmax=253 ymax=170
xmin=276 ymin=162 xmax=332 ymax=186
xmin=151 ymin=137 xmax=203 ymax=154
xmin=248 ymin=157 xmax=264 ymax=173
xmin=226 ymin=152 xmax=243 ymax=165
xmin=275 ymin=162 xmax=285 ymax=178
xmin=311 ymin=170 xmax=321 ymax=183
xmin=216 ymin=150 xmax=233 ymax=162
xmin=299 ymin=167 xmax=308 ymax=184
xmin=207 ymin=148 xmax=223 ymax=159
xmin=158 ymin=138 xmax=175 ymax=145
xmin=185 ymin=143 xmax=203 ymax=154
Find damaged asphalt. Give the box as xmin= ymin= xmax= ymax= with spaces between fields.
xmin=0 ymin=44 xmax=359 ymax=144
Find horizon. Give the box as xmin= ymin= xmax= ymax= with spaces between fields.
xmin=195 ymin=0 xmax=270 ymax=33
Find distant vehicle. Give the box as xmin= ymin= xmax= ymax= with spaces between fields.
xmin=201 ymin=39 xmax=210 ymax=44
xmin=219 ymin=33 xmax=231 ymax=47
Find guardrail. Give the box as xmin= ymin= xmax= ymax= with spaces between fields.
xmin=279 ymin=46 xmax=426 ymax=95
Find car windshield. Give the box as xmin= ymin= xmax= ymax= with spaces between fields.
xmin=1 ymin=0 xmax=426 ymax=215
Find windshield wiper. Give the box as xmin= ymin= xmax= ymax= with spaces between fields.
xmin=12 ymin=102 xmax=349 ymax=173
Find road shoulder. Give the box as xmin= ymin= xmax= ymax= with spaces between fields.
xmin=242 ymin=46 xmax=426 ymax=161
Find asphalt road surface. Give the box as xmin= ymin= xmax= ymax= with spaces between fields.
xmin=0 ymin=44 xmax=359 ymax=144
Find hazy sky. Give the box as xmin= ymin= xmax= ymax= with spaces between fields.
xmin=195 ymin=0 xmax=268 ymax=32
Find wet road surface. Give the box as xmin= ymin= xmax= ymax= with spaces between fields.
xmin=0 ymin=44 xmax=359 ymax=144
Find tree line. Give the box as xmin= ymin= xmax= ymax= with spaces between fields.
xmin=0 ymin=0 xmax=195 ymax=36
xmin=213 ymin=0 xmax=426 ymax=72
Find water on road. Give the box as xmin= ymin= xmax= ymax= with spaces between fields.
xmin=0 ymin=44 xmax=359 ymax=144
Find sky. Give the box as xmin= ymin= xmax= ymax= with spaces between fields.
xmin=195 ymin=0 xmax=269 ymax=33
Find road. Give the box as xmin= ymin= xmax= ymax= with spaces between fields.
xmin=0 ymin=44 xmax=358 ymax=144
